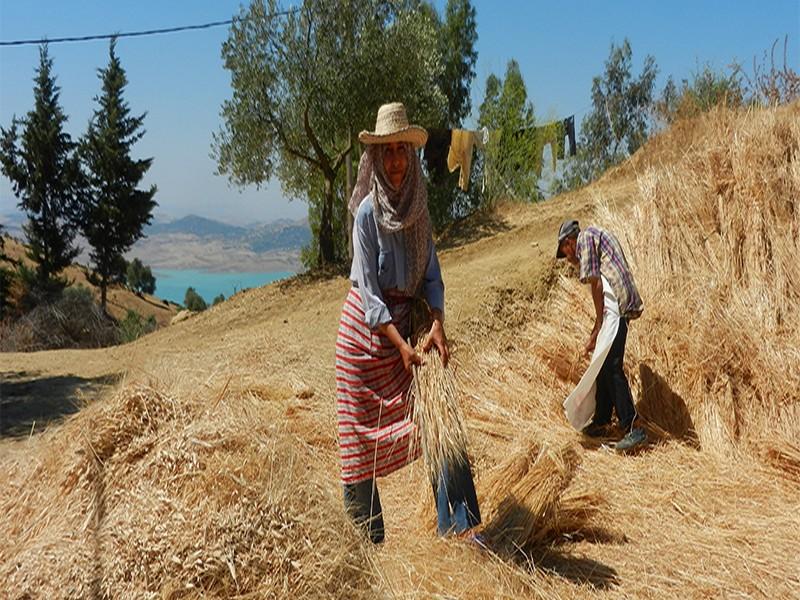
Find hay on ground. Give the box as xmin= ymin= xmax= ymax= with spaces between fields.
xmin=0 ymin=379 xmax=379 ymax=599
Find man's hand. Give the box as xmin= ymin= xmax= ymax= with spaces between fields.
xmin=584 ymin=328 xmax=599 ymax=356
xmin=422 ymin=318 xmax=450 ymax=367
xmin=400 ymin=343 xmax=424 ymax=373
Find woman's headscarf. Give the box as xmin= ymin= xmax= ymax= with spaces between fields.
xmin=349 ymin=144 xmax=432 ymax=297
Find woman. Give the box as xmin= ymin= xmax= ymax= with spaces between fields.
xmin=336 ymin=102 xmax=481 ymax=544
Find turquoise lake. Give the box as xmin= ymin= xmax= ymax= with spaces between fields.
xmin=153 ymin=269 xmax=294 ymax=306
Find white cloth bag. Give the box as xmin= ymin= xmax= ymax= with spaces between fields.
xmin=563 ymin=275 xmax=620 ymax=430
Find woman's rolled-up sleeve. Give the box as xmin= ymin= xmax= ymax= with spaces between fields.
xmin=422 ymin=240 xmax=445 ymax=320
xmin=353 ymin=206 xmax=392 ymax=329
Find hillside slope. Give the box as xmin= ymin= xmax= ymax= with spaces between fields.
xmin=1 ymin=236 xmax=178 ymax=327
xmin=1 ymin=103 xmax=798 ymax=599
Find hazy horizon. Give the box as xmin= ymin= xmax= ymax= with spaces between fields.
xmin=0 ymin=195 xmax=308 ymax=229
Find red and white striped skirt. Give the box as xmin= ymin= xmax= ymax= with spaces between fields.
xmin=336 ymin=287 xmax=420 ymax=485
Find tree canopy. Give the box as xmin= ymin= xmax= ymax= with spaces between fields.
xmin=478 ymin=59 xmax=541 ymax=202
xmin=214 ymin=0 xmax=446 ymax=266
xmin=559 ymin=39 xmax=657 ymax=190
xmin=0 ymin=44 xmax=82 ymax=295
xmin=126 ymin=258 xmax=156 ymax=296
xmin=80 ymin=39 xmax=157 ymax=310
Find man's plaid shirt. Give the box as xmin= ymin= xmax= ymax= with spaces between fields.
xmin=576 ymin=226 xmax=643 ymax=319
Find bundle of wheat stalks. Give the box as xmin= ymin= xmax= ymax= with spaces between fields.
xmin=409 ymin=340 xmax=470 ymax=486
xmin=482 ymin=441 xmax=582 ymax=553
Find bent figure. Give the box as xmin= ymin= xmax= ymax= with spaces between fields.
xmin=556 ymin=219 xmax=647 ymax=452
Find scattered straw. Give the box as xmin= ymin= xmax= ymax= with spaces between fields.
xmin=0 ymin=379 xmax=380 ymax=599
xmin=760 ymin=440 xmax=800 ymax=485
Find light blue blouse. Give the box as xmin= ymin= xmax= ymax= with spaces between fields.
xmin=349 ymin=196 xmax=445 ymax=329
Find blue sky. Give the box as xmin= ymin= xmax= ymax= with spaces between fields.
xmin=1 ymin=1 xmax=798 ymax=225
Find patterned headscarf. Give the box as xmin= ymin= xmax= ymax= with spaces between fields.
xmin=349 ymin=144 xmax=432 ymax=297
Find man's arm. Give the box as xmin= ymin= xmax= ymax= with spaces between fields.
xmin=585 ymin=276 xmax=604 ymax=354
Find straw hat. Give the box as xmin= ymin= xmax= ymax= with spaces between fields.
xmin=358 ymin=102 xmax=428 ymax=148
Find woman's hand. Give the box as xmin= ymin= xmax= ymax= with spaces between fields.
xmin=378 ymin=321 xmax=424 ymax=373
xmin=422 ymin=318 xmax=450 ymax=367
xmin=400 ymin=342 xmax=423 ymax=373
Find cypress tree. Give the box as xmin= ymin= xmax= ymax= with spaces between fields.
xmin=0 ymin=44 xmax=83 ymax=298
xmin=80 ymin=39 xmax=157 ymax=310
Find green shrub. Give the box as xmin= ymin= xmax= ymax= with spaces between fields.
xmin=15 ymin=262 xmax=67 ymax=311
xmin=118 ymin=309 xmax=157 ymax=343
xmin=0 ymin=267 xmax=12 ymax=320
xmin=184 ymin=287 xmax=207 ymax=312
xmin=0 ymin=284 xmax=118 ymax=352
xmin=127 ymin=258 xmax=156 ymax=295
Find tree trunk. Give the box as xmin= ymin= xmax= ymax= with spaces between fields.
xmin=319 ymin=176 xmax=336 ymax=264
xmin=345 ymin=145 xmax=354 ymax=261
xmin=100 ymin=274 xmax=108 ymax=312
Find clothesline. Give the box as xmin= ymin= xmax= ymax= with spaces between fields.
xmin=424 ymin=113 xmax=578 ymax=193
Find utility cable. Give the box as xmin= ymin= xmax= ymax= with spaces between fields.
xmin=0 ymin=9 xmax=299 ymax=47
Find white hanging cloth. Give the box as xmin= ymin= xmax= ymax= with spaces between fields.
xmin=563 ymin=275 xmax=621 ymax=430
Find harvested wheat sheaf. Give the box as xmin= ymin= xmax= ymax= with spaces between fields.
xmin=482 ymin=441 xmax=582 ymax=553
xmin=409 ymin=342 xmax=470 ymax=486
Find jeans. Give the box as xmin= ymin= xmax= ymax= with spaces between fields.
xmin=433 ymin=459 xmax=481 ymax=535
xmin=593 ymin=317 xmax=637 ymax=431
xmin=343 ymin=459 xmax=481 ymax=543
xmin=343 ymin=478 xmax=385 ymax=543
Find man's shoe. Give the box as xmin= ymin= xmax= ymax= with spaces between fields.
xmin=582 ymin=422 xmax=610 ymax=438
xmin=459 ymin=529 xmax=490 ymax=552
xmin=614 ymin=427 xmax=647 ymax=452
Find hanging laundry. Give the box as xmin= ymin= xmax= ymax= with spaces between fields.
xmin=447 ymin=129 xmax=477 ymax=192
xmin=423 ymin=128 xmax=452 ymax=182
xmin=474 ymin=126 xmax=490 ymax=151
xmin=532 ymin=115 xmax=577 ymax=171
xmin=564 ymin=115 xmax=576 ymax=157
xmin=537 ymin=122 xmax=563 ymax=172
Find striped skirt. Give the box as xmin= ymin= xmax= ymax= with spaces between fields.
xmin=336 ymin=287 xmax=420 ymax=485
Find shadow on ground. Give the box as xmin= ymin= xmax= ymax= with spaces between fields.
xmin=0 ymin=370 xmax=120 ymax=437
xmin=637 ymin=363 xmax=700 ymax=449
xmin=483 ymin=498 xmax=623 ymax=591
xmin=533 ymin=548 xmax=621 ymax=589
xmin=437 ymin=211 xmax=513 ymax=251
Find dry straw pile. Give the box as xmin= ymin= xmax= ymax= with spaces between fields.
xmin=532 ymin=102 xmax=800 ymax=463
xmin=441 ymin=103 xmax=800 ymax=597
xmin=1 ymin=380 xmax=379 ymax=599
xmin=608 ymin=102 xmax=800 ymax=458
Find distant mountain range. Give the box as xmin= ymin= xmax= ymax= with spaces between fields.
xmin=146 ymin=215 xmax=247 ymax=238
xmin=144 ymin=214 xmax=311 ymax=253
xmin=1 ymin=211 xmax=311 ymax=272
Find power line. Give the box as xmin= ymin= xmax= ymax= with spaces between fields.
xmin=0 ymin=9 xmax=300 ymax=47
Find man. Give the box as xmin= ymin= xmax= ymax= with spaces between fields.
xmin=556 ymin=219 xmax=647 ymax=451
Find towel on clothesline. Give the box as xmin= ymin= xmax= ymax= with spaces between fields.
xmin=447 ymin=129 xmax=477 ymax=192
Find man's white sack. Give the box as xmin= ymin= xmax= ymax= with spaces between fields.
xmin=563 ymin=275 xmax=620 ymax=430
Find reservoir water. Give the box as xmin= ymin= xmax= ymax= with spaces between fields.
xmin=153 ymin=269 xmax=294 ymax=306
